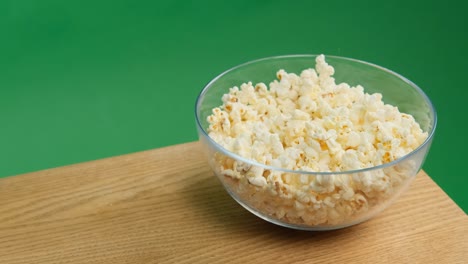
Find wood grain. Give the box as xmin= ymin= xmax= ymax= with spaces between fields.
xmin=0 ymin=142 xmax=466 ymax=264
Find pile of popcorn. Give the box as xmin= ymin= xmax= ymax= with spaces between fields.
xmin=207 ymin=55 xmax=428 ymax=227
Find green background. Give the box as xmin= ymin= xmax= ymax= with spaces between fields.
xmin=1 ymin=0 xmax=466 ymax=213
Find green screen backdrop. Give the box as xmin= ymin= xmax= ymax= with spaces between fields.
xmin=0 ymin=0 xmax=466 ymax=212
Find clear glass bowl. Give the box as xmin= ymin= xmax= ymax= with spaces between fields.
xmin=195 ymin=55 xmax=437 ymax=231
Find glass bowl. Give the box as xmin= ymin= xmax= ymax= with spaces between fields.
xmin=195 ymin=55 xmax=437 ymax=231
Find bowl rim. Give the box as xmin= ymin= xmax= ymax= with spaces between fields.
xmin=195 ymin=54 xmax=437 ymax=175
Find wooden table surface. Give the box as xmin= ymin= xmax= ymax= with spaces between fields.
xmin=0 ymin=142 xmax=466 ymax=264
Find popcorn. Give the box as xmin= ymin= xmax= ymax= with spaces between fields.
xmin=207 ymin=55 xmax=428 ymax=227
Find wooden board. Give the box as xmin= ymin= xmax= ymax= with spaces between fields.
xmin=0 ymin=142 xmax=466 ymax=264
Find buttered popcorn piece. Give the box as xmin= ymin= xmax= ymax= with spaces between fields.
xmin=207 ymin=55 xmax=428 ymax=226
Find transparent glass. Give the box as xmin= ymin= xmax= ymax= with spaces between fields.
xmin=195 ymin=55 xmax=437 ymax=231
